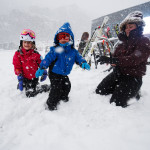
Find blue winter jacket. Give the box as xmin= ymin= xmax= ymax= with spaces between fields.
xmin=40 ymin=22 xmax=86 ymax=75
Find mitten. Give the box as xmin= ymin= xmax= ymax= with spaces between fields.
xmin=81 ymin=62 xmax=90 ymax=70
xmin=40 ymin=70 xmax=48 ymax=82
xmin=17 ymin=75 xmax=24 ymax=91
xmin=35 ymin=68 xmax=44 ymax=78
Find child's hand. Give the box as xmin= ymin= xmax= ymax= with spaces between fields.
xmin=40 ymin=70 xmax=48 ymax=82
xmin=82 ymin=62 xmax=90 ymax=70
xmin=17 ymin=75 xmax=24 ymax=91
xmin=35 ymin=68 xmax=44 ymax=78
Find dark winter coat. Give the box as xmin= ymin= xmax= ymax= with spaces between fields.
xmin=13 ymin=48 xmax=41 ymax=79
xmin=113 ymin=28 xmax=150 ymax=77
xmin=40 ymin=22 xmax=86 ymax=76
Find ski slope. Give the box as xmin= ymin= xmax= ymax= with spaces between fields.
xmin=0 ymin=49 xmax=150 ymax=150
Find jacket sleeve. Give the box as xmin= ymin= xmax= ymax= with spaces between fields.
xmin=12 ymin=51 xmax=23 ymax=75
xmin=75 ymin=49 xmax=86 ymax=65
xmin=40 ymin=47 xmax=57 ymax=69
xmin=117 ymin=37 xmax=150 ymax=67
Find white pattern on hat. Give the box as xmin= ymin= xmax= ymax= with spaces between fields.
xmin=20 ymin=34 xmax=35 ymax=42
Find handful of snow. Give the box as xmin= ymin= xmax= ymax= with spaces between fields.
xmin=55 ymin=47 xmax=64 ymax=53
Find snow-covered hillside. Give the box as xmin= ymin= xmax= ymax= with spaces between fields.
xmin=0 ymin=49 xmax=150 ymax=150
xmin=0 ymin=5 xmax=91 ymax=46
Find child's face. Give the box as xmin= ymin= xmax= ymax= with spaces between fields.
xmin=59 ymin=38 xmax=70 ymax=44
xmin=22 ymin=41 xmax=33 ymax=50
xmin=57 ymin=32 xmax=70 ymax=44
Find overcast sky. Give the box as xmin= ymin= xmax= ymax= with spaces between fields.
xmin=0 ymin=0 xmax=149 ymax=19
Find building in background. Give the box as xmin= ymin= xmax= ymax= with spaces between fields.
xmin=91 ymin=1 xmax=150 ymax=38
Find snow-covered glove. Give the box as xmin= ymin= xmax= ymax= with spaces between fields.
xmin=40 ymin=70 xmax=47 ymax=82
xmin=17 ymin=75 xmax=24 ymax=91
xmin=35 ymin=68 xmax=45 ymax=78
xmin=82 ymin=62 xmax=90 ymax=70
xmin=98 ymin=56 xmax=119 ymax=65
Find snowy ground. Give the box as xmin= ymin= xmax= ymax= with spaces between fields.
xmin=0 ymin=49 xmax=150 ymax=150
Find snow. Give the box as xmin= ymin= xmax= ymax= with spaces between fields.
xmin=143 ymin=17 xmax=150 ymax=34
xmin=0 ymin=49 xmax=150 ymax=150
xmin=55 ymin=47 xmax=64 ymax=53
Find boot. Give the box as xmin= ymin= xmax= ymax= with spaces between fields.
xmin=46 ymin=98 xmax=59 ymax=111
xmin=60 ymin=96 xmax=69 ymax=102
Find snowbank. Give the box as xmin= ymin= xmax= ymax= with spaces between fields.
xmin=0 ymin=50 xmax=150 ymax=150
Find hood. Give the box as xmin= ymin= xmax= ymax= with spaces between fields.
xmin=119 ymin=11 xmax=145 ymax=32
xmin=54 ymin=22 xmax=74 ymax=47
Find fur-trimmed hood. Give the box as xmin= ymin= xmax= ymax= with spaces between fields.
xmin=119 ymin=11 xmax=145 ymax=32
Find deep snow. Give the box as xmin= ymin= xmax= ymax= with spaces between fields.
xmin=0 ymin=49 xmax=150 ymax=150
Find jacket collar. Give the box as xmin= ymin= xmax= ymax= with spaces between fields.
xmin=21 ymin=48 xmax=34 ymax=55
xmin=61 ymin=45 xmax=72 ymax=53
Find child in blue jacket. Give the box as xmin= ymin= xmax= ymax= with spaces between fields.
xmin=36 ymin=22 xmax=90 ymax=111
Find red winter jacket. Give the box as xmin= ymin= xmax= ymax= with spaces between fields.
xmin=13 ymin=48 xmax=41 ymax=80
xmin=113 ymin=29 xmax=150 ymax=77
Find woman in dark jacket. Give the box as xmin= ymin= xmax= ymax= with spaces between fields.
xmin=96 ymin=11 xmax=150 ymax=107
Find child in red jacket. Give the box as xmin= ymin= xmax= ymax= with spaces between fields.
xmin=13 ymin=29 xmax=48 ymax=97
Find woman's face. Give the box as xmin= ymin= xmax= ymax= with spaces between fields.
xmin=22 ymin=41 xmax=33 ymax=50
xmin=125 ymin=24 xmax=137 ymax=37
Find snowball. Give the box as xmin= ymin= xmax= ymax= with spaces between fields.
xmin=55 ymin=47 xmax=64 ymax=53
